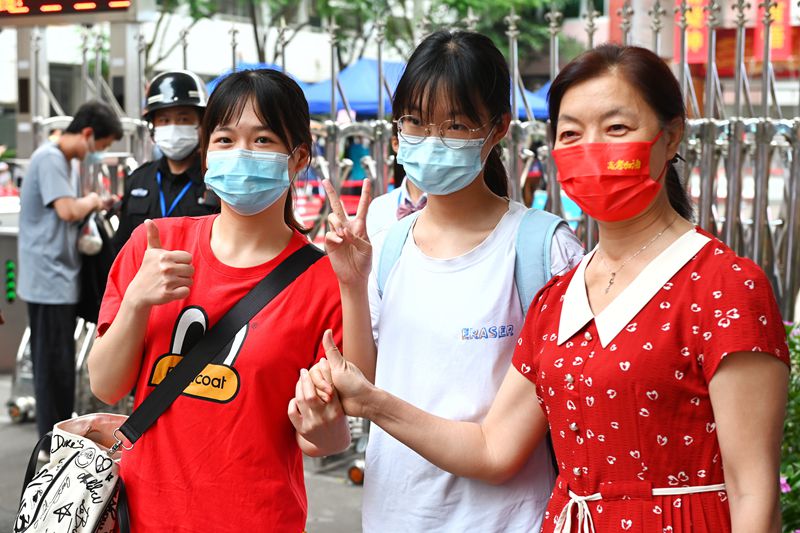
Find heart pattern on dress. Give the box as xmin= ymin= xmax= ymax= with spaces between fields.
xmin=509 ymin=234 xmax=789 ymax=533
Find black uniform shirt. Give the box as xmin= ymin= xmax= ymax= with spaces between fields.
xmin=111 ymin=154 xmax=219 ymax=253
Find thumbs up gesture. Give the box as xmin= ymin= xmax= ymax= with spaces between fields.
xmin=124 ymin=219 xmax=195 ymax=308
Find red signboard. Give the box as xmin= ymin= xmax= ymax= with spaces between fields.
xmin=608 ymin=0 xmax=626 ymax=44
xmin=674 ymin=0 xmax=709 ymax=64
xmin=0 ymin=0 xmax=130 ymax=17
xmin=754 ymin=0 xmax=793 ymax=61
xmin=693 ymin=26 xmax=800 ymax=79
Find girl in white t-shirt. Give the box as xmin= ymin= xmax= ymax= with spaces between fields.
xmin=317 ymin=30 xmax=584 ymax=533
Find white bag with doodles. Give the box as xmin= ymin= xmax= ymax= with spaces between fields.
xmin=15 ymin=413 xmax=128 ymax=533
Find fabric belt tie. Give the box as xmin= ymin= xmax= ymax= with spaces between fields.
xmin=553 ymin=483 xmax=726 ymax=533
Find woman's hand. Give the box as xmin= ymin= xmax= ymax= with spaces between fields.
xmin=308 ymin=330 xmax=375 ymax=419
xmin=308 ymin=331 xmax=549 ymax=484
xmin=123 ymin=219 xmax=195 ymax=309
xmin=288 ymin=362 xmax=351 ymax=457
xmin=324 ymin=179 xmax=372 ymax=287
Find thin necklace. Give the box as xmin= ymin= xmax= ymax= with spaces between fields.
xmin=597 ymin=216 xmax=679 ymax=294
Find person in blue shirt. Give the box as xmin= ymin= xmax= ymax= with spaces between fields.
xmin=18 ymin=100 xmax=122 ymax=439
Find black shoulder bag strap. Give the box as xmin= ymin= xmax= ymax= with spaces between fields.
xmin=116 ymin=243 xmax=324 ymax=446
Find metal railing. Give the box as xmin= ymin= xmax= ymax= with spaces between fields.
xmin=502 ymin=0 xmax=799 ymax=321
xmin=20 ymin=3 xmax=799 ymax=321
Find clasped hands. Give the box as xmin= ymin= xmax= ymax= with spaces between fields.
xmin=288 ymin=331 xmax=373 ymax=447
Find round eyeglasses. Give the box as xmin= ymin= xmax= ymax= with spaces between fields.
xmin=394 ymin=115 xmax=494 ymax=150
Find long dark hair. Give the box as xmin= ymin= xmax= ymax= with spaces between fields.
xmin=200 ymin=69 xmax=310 ymax=233
xmin=548 ymin=44 xmax=693 ymax=220
xmin=392 ymin=30 xmax=510 ymax=197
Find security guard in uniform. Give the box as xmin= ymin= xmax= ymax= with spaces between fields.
xmin=112 ymin=70 xmax=219 ymax=252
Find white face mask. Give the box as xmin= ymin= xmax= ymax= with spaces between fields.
xmin=154 ymin=125 xmax=199 ymax=161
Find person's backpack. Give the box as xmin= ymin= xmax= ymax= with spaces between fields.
xmin=377 ymin=208 xmax=566 ymax=315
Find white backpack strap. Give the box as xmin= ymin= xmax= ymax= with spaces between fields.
xmin=515 ymin=208 xmax=568 ymax=315
xmin=377 ymin=212 xmax=420 ymax=298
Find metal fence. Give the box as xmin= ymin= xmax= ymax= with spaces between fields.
xmin=515 ymin=0 xmax=800 ymax=321
xmin=310 ymin=1 xmax=799 ymax=322
xmin=16 ymin=3 xmax=800 ymax=321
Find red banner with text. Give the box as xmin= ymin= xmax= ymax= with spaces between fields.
xmin=754 ymin=0 xmax=793 ymax=61
xmin=674 ymin=0 xmax=709 ymax=64
xmin=608 ymin=0 xmax=625 ymax=44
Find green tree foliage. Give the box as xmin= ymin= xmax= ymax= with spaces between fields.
xmin=145 ymin=0 xmax=218 ymax=77
xmin=782 ymin=323 xmax=800 ymax=531
xmin=439 ymin=0 xmax=593 ymax=71
xmin=313 ymin=0 xmax=588 ymax=73
xmin=439 ymin=0 xmax=549 ymax=59
xmin=147 ymin=0 xmax=590 ymax=78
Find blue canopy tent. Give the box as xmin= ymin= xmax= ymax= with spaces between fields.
xmin=515 ymin=85 xmax=549 ymax=120
xmin=206 ymin=62 xmax=309 ymax=94
xmin=534 ymin=80 xmax=552 ymax=100
xmin=306 ymin=57 xmax=549 ymax=120
xmin=527 ymin=81 xmax=552 ymax=119
xmin=303 ymin=58 xmax=406 ymax=117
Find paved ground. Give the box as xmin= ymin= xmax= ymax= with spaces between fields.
xmin=0 ymin=374 xmax=363 ymax=532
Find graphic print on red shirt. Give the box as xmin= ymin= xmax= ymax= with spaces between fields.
xmin=97 ymin=215 xmax=342 ymax=532
xmin=512 ymin=228 xmax=789 ymax=533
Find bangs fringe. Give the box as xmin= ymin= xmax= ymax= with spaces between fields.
xmin=393 ymin=31 xmax=506 ymax=126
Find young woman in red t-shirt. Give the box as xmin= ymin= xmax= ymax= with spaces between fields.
xmin=88 ymin=69 xmax=350 ymax=531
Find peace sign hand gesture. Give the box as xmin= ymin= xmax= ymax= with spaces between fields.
xmin=324 ymin=179 xmax=372 ymax=287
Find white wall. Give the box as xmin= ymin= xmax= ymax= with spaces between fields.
xmin=0 ymin=29 xmax=17 ymax=104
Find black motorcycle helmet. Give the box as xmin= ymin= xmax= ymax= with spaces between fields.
xmin=143 ymin=70 xmax=208 ymax=122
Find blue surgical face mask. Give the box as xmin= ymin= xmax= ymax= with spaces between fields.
xmin=86 ymin=135 xmax=106 ymax=165
xmin=396 ymin=135 xmax=489 ymax=195
xmin=204 ymin=149 xmax=292 ymax=216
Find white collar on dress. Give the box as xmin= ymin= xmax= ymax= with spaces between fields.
xmin=557 ymin=228 xmax=712 ymax=348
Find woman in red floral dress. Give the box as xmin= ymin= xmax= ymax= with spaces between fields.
xmin=304 ymin=44 xmax=790 ymax=532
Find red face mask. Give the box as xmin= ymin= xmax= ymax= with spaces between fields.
xmin=552 ymin=132 xmax=666 ymax=222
